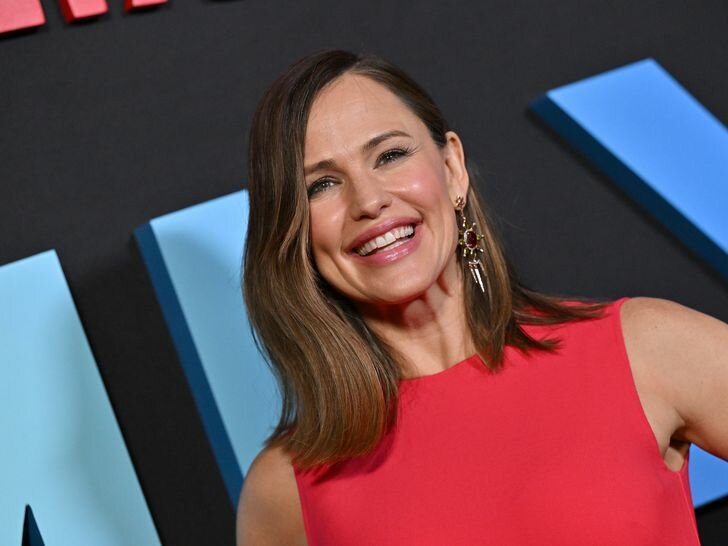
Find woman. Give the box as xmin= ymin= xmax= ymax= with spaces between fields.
xmin=237 ymin=50 xmax=727 ymax=545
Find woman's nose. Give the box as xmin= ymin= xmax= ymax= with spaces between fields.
xmin=347 ymin=175 xmax=392 ymax=220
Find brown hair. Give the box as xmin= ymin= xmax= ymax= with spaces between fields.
xmin=243 ymin=49 xmax=608 ymax=469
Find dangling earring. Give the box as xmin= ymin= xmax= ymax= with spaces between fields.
xmin=454 ymin=196 xmax=487 ymax=293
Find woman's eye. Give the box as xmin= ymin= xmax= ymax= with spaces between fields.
xmin=307 ymin=178 xmax=337 ymax=198
xmin=377 ymin=147 xmax=414 ymax=166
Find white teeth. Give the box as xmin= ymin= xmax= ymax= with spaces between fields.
xmin=355 ymin=224 xmax=415 ymax=256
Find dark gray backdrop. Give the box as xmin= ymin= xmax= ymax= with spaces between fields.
xmin=1 ymin=1 xmax=727 ymax=544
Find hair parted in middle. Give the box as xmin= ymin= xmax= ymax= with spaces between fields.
xmin=243 ymin=49 xmax=608 ymax=470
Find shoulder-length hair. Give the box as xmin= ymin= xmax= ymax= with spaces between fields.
xmin=244 ymin=49 xmax=608 ymax=470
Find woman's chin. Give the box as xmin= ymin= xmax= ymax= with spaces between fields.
xmin=351 ymin=277 xmax=439 ymax=307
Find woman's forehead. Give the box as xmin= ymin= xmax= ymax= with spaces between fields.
xmin=305 ymin=74 xmax=421 ymax=158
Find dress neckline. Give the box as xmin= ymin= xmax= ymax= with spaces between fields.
xmin=397 ymin=353 xmax=483 ymax=384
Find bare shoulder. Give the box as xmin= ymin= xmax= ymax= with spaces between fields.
xmin=618 ymin=296 xmax=716 ymax=390
xmin=619 ymin=296 xmax=727 ymax=363
xmin=236 ymin=444 xmax=308 ymax=546
xmin=619 ymin=296 xmax=728 ymax=458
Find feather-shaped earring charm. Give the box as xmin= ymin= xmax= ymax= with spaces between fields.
xmin=454 ymin=196 xmax=487 ymax=293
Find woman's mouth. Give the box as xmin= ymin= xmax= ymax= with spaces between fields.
xmin=354 ymin=224 xmax=415 ymax=256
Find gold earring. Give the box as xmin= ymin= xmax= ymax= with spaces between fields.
xmin=455 ymin=196 xmax=486 ymax=293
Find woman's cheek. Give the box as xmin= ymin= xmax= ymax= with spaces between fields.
xmin=399 ymin=172 xmax=448 ymax=207
xmin=309 ymin=204 xmax=345 ymax=267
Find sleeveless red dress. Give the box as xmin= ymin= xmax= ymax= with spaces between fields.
xmin=293 ymin=297 xmax=701 ymax=545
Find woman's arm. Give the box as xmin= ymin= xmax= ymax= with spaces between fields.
xmin=622 ymin=297 xmax=728 ymax=461
xmin=236 ymin=445 xmax=308 ymax=546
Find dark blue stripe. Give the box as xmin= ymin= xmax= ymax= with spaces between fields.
xmin=530 ymin=95 xmax=728 ymax=282
xmin=134 ymin=223 xmax=243 ymax=507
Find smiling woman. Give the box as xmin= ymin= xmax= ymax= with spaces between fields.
xmin=305 ymin=74 xmax=468 ymax=307
xmin=236 ymin=50 xmax=726 ymax=546
xmin=241 ymin=49 xmax=606 ymax=466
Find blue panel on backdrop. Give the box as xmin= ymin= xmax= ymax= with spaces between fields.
xmin=135 ymin=191 xmax=280 ymax=506
xmin=0 ymin=251 xmax=160 ymax=546
xmin=531 ymin=59 xmax=728 ymax=506
xmin=531 ymin=58 xmax=728 ymax=281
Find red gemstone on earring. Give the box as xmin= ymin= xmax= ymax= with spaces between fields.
xmin=465 ymin=229 xmax=477 ymax=249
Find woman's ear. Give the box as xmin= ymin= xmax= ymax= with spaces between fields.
xmin=442 ymin=131 xmax=470 ymax=202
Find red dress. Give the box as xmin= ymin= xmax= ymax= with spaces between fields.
xmin=293 ymin=297 xmax=701 ymax=545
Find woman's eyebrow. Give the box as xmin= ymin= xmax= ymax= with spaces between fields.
xmin=304 ymin=129 xmax=412 ymax=176
xmin=362 ymin=129 xmax=412 ymax=152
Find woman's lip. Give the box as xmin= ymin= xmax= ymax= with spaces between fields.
xmin=349 ymin=224 xmax=422 ymax=265
xmin=347 ymin=217 xmax=420 ymax=253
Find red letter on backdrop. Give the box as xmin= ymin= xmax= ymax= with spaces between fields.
xmin=0 ymin=0 xmax=45 ymax=35
xmin=58 ymin=0 xmax=108 ymax=22
xmin=124 ymin=0 xmax=167 ymax=12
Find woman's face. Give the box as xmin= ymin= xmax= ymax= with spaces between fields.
xmin=303 ymin=73 xmax=469 ymax=306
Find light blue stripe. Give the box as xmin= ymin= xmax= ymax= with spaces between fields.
xmin=135 ymin=191 xmax=281 ymax=507
xmin=0 ymin=250 xmax=160 ymax=545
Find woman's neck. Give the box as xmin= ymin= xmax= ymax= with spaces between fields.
xmin=357 ymin=260 xmax=475 ymax=379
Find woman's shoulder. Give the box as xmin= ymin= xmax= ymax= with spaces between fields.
xmin=618 ymin=296 xmax=728 ymax=459
xmin=236 ymin=444 xmax=308 ymax=546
